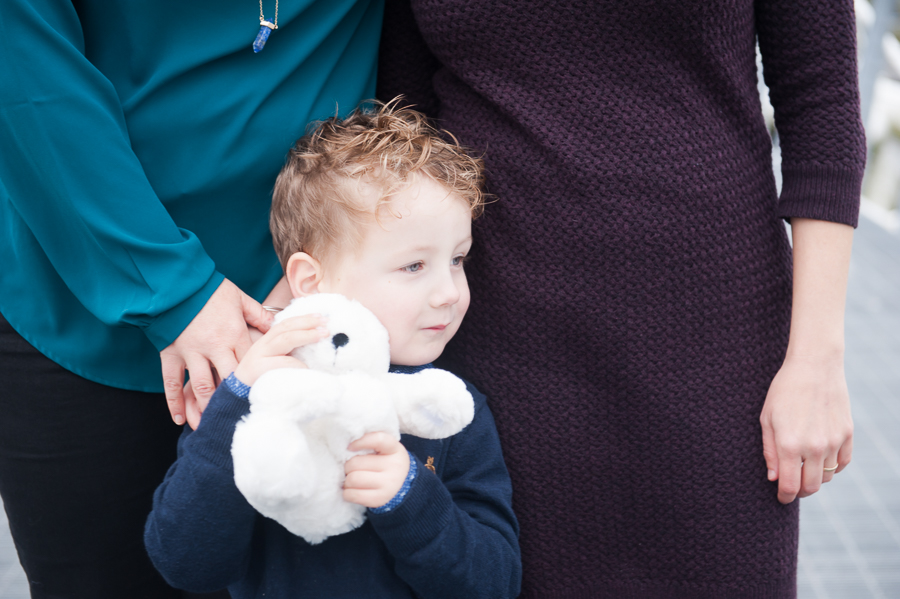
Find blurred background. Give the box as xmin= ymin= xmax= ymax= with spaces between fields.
xmin=789 ymin=1 xmax=900 ymax=596
xmin=2 ymin=1 xmax=900 ymax=597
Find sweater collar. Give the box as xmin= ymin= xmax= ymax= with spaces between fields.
xmin=389 ymin=363 xmax=433 ymax=375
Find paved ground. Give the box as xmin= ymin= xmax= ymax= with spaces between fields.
xmin=1 ymin=214 xmax=899 ymax=598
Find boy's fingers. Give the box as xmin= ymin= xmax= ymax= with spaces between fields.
xmin=348 ymin=432 xmax=400 ymax=454
xmin=343 ymin=470 xmax=381 ymax=490
xmin=345 ymin=453 xmax=388 ymax=474
xmin=160 ymin=353 xmax=186 ymax=425
xmin=263 ymin=326 xmax=329 ymax=356
xmin=342 ymin=488 xmax=384 ymax=508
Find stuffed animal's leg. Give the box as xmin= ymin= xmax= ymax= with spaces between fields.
xmin=232 ymin=413 xmax=318 ymax=513
xmin=385 ymin=370 xmax=475 ymax=439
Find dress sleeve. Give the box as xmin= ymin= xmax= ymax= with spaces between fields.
xmin=143 ymin=385 xmax=257 ymax=592
xmin=376 ymin=0 xmax=442 ymax=118
xmin=755 ymin=0 xmax=867 ymax=227
xmin=367 ymin=395 xmax=522 ymax=599
xmin=0 ymin=0 xmax=222 ymax=351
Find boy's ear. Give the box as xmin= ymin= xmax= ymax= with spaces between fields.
xmin=285 ymin=252 xmax=323 ymax=297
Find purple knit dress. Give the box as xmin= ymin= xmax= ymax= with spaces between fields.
xmin=378 ymin=1 xmax=865 ymax=597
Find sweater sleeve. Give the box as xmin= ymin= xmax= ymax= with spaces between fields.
xmin=0 ymin=0 xmax=222 ymax=351
xmin=376 ymin=0 xmax=441 ymax=118
xmin=755 ymin=0 xmax=867 ymax=227
xmin=144 ymin=385 xmax=257 ymax=592
xmin=367 ymin=392 xmax=522 ymax=599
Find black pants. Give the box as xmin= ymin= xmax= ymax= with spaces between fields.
xmin=0 ymin=315 xmax=229 ymax=599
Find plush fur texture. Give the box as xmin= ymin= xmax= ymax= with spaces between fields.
xmin=231 ymin=293 xmax=474 ymax=544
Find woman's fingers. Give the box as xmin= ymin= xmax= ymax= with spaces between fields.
xmin=836 ymin=437 xmax=853 ymax=474
xmin=775 ymin=450 xmax=803 ymax=505
xmin=799 ymin=454 xmax=825 ymax=498
xmin=184 ymin=354 xmax=217 ymax=407
xmin=183 ymin=382 xmax=202 ymax=430
xmin=821 ymin=453 xmax=840 ymax=484
xmin=160 ymin=352 xmax=187 ymax=425
xmin=761 ymin=417 xmax=779 ymax=482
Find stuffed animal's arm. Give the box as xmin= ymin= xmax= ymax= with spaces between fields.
xmin=384 ymin=369 xmax=475 ymax=439
xmin=144 ymin=384 xmax=257 ymax=591
xmin=367 ymin=397 xmax=521 ymax=599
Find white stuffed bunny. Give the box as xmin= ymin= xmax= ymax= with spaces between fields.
xmin=231 ymin=293 xmax=474 ymax=545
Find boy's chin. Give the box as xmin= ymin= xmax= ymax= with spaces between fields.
xmin=390 ymin=345 xmax=447 ymax=367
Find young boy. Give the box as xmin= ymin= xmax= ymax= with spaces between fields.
xmin=144 ymin=102 xmax=521 ymax=599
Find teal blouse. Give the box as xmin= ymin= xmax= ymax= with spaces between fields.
xmin=0 ymin=0 xmax=383 ymax=391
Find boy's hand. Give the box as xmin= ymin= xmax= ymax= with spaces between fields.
xmin=343 ymin=432 xmax=411 ymax=508
xmin=233 ymin=315 xmax=328 ymax=387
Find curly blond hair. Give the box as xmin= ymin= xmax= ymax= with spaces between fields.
xmin=270 ymin=99 xmax=485 ymax=269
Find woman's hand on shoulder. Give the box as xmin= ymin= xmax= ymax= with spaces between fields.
xmin=760 ymin=351 xmax=853 ymax=504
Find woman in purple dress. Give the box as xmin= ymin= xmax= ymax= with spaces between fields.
xmin=377 ymin=1 xmax=864 ymax=597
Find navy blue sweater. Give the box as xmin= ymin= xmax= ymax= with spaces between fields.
xmin=144 ymin=367 xmax=521 ymax=598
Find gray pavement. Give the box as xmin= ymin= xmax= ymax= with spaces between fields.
xmin=797 ymin=214 xmax=900 ymax=599
xmin=2 ymin=214 xmax=899 ymax=598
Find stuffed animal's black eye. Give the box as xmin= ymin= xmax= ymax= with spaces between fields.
xmin=332 ymin=333 xmax=349 ymax=349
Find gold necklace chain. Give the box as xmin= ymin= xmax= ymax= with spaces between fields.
xmin=259 ymin=0 xmax=278 ymax=28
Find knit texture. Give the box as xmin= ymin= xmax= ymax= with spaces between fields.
xmin=378 ymin=1 xmax=865 ymax=598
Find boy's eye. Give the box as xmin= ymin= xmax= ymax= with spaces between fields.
xmin=402 ymin=262 xmax=424 ymax=273
xmin=451 ymin=255 xmax=467 ymax=267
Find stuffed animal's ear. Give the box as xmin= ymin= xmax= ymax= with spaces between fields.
xmin=286 ymin=252 xmax=323 ymax=297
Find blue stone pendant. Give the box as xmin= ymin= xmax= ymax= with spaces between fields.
xmin=253 ymin=20 xmax=276 ymax=53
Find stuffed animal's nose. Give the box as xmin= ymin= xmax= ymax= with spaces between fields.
xmin=332 ymin=333 xmax=349 ymax=349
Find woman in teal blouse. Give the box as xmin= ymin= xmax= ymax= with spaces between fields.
xmin=0 ymin=0 xmax=383 ymax=595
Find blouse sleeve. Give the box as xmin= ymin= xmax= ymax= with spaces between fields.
xmin=755 ymin=0 xmax=867 ymax=227
xmin=0 ymin=0 xmax=222 ymax=351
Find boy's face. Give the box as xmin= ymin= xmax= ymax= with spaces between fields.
xmin=318 ymin=176 xmax=472 ymax=366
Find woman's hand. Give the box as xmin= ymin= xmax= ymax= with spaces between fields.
xmin=760 ymin=353 xmax=853 ymax=504
xmin=160 ymin=279 xmax=273 ymax=425
xmin=761 ymin=218 xmax=855 ymax=504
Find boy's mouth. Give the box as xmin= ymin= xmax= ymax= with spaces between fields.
xmin=425 ymin=324 xmax=447 ymax=331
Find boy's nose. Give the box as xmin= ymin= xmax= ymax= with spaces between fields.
xmin=431 ymin=273 xmax=461 ymax=307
